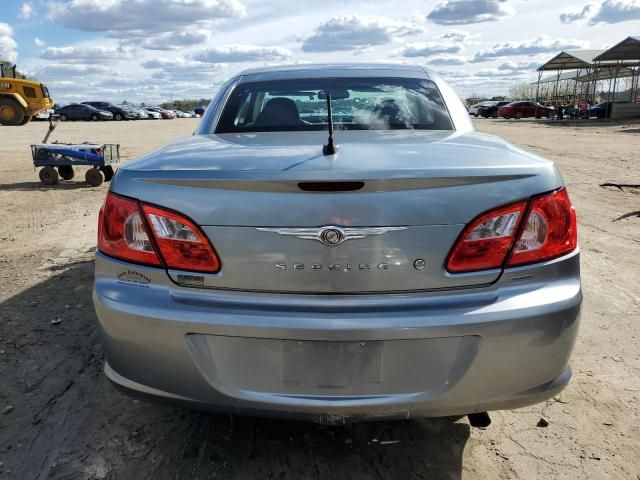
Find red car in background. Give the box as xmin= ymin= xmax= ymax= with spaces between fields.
xmin=498 ymin=101 xmax=554 ymax=119
xmin=145 ymin=107 xmax=175 ymax=119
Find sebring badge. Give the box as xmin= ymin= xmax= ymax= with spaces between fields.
xmin=256 ymin=225 xmax=407 ymax=246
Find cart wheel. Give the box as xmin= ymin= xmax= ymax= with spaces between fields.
xmin=39 ymin=166 xmax=59 ymax=185
xmin=58 ymin=165 xmax=75 ymax=180
xmin=100 ymin=165 xmax=114 ymax=182
xmin=85 ymin=168 xmax=105 ymax=187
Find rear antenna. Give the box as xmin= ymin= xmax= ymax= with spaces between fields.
xmin=323 ymin=92 xmax=338 ymax=156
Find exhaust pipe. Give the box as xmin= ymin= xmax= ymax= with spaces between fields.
xmin=468 ymin=412 xmax=491 ymax=428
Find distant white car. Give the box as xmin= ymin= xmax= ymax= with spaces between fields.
xmin=142 ymin=108 xmax=162 ymax=119
xmin=468 ymin=101 xmax=495 ymax=117
xmin=35 ymin=108 xmax=54 ymax=120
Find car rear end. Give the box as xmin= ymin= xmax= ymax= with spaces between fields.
xmin=93 ymin=66 xmax=581 ymax=422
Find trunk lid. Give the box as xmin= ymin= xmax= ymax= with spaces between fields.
xmin=113 ymin=130 xmax=562 ymax=293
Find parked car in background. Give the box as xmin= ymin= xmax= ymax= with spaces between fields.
xmin=146 ymin=107 xmax=175 ymax=119
xmin=142 ymin=108 xmax=162 ymax=119
xmin=478 ymin=101 xmax=511 ymax=118
xmin=498 ymin=101 xmax=554 ymax=119
xmin=117 ymin=104 xmax=144 ymax=119
xmin=94 ymin=63 xmax=580 ymax=423
xmin=175 ymin=110 xmax=194 ymax=118
xmin=34 ymin=107 xmax=54 ymax=120
xmin=82 ymin=101 xmax=136 ymax=121
xmin=194 ymin=105 xmax=207 ymax=117
xmin=133 ymin=107 xmax=150 ymax=119
xmin=589 ymin=101 xmax=629 ymax=119
xmin=55 ymin=103 xmax=113 ymax=121
xmin=468 ymin=101 xmax=494 ymax=117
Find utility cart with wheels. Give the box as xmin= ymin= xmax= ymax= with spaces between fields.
xmin=30 ymin=115 xmax=120 ymax=186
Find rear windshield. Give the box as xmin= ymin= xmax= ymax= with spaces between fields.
xmin=215 ymin=77 xmax=453 ymax=133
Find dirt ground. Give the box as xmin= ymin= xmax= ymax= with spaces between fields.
xmin=0 ymin=118 xmax=638 ymax=480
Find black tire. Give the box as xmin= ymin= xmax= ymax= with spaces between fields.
xmin=0 ymin=97 xmax=26 ymax=126
xmin=58 ymin=165 xmax=75 ymax=180
xmin=19 ymin=115 xmax=32 ymax=125
xmin=114 ymin=113 xmax=123 ymax=121
xmin=85 ymin=168 xmax=104 ymax=187
xmin=91 ymin=114 xmax=98 ymax=121
xmin=100 ymin=165 xmax=114 ymax=182
xmin=39 ymin=166 xmax=59 ymax=185
xmin=59 ymin=113 xmax=68 ymax=122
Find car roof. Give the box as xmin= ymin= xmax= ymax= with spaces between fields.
xmin=235 ymin=63 xmax=430 ymax=82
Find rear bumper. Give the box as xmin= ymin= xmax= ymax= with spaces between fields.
xmin=93 ymin=251 xmax=581 ymax=422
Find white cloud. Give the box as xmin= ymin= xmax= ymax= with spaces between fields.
xmin=301 ymin=16 xmax=424 ymax=52
xmin=19 ymin=3 xmax=34 ymax=19
xmin=396 ymin=41 xmax=462 ymax=57
xmin=427 ymin=0 xmax=514 ymax=25
xmin=473 ymin=67 xmax=529 ymax=78
xmin=48 ymin=0 xmax=246 ymax=34
xmin=472 ymin=36 xmax=588 ymax=62
xmin=139 ymin=29 xmax=212 ymax=51
xmin=427 ymin=55 xmax=468 ymax=66
xmin=34 ymin=37 xmax=46 ymax=47
xmin=559 ymin=0 xmax=640 ymax=24
xmin=435 ymin=69 xmax=468 ymax=78
xmin=560 ymin=4 xmax=595 ymax=23
xmin=142 ymin=56 xmax=227 ymax=81
xmin=497 ymin=61 xmax=539 ymax=72
xmin=0 ymin=23 xmax=18 ymax=63
xmin=192 ymin=44 xmax=291 ymax=62
xmin=33 ymin=63 xmax=111 ymax=79
xmin=437 ymin=30 xmax=473 ymax=43
xmin=40 ymin=44 xmax=134 ymax=63
xmin=589 ymin=0 xmax=640 ymax=24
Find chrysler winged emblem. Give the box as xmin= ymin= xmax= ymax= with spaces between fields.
xmin=256 ymin=225 xmax=407 ymax=246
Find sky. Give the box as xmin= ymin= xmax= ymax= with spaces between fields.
xmin=1 ymin=0 xmax=639 ymax=105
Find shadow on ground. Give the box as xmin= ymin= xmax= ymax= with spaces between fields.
xmin=0 ymin=181 xmax=94 ymax=192
xmin=0 ymin=261 xmax=470 ymax=480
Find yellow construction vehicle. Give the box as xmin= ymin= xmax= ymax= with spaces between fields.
xmin=0 ymin=62 xmax=53 ymax=126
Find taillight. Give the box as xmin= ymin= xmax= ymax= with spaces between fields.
xmin=142 ymin=204 xmax=220 ymax=273
xmin=446 ymin=188 xmax=577 ymax=273
xmin=98 ymin=193 xmax=161 ymax=266
xmin=508 ymin=188 xmax=577 ymax=267
xmin=98 ymin=192 xmax=220 ymax=273
xmin=446 ymin=201 xmax=527 ymax=273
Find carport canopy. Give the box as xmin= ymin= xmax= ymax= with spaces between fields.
xmin=537 ymin=50 xmax=604 ymax=71
xmin=537 ymin=71 xmax=580 ymax=83
xmin=593 ymin=36 xmax=640 ymax=65
xmin=577 ymin=66 xmax=637 ymax=82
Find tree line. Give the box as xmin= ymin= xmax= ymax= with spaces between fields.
xmin=158 ymin=98 xmax=210 ymax=112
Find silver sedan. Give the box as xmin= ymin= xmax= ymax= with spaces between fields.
xmin=93 ymin=63 xmax=581 ymax=424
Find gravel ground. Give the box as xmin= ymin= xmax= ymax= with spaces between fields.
xmin=0 ymin=118 xmax=638 ymax=480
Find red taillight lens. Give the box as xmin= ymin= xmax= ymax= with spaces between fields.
xmin=98 ymin=192 xmax=220 ymax=273
xmin=508 ymin=188 xmax=577 ymax=267
xmin=446 ymin=201 xmax=527 ymax=273
xmin=98 ymin=193 xmax=161 ymax=266
xmin=445 ymin=188 xmax=577 ymax=273
xmin=142 ymin=204 xmax=220 ymax=273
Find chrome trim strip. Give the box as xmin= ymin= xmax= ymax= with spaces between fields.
xmin=256 ymin=225 xmax=407 ymax=246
